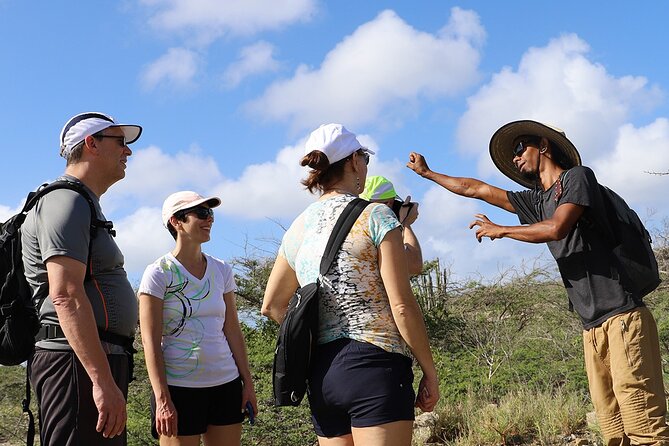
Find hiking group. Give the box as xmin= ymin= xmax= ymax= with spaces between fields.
xmin=1 ymin=112 xmax=666 ymax=446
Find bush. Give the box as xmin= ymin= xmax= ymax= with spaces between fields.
xmin=422 ymin=387 xmax=593 ymax=446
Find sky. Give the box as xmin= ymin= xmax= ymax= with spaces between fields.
xmin=1 ymin=1 xmax=669 ymax=286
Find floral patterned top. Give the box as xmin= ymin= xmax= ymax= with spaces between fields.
xmin=278 ymin=194 xmax=407 ymax=355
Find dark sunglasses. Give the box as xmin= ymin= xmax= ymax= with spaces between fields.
xmin=177 ymin=206 xmax=214 ymax=220
xmin=513 ymin=137 xmax=541 ymax=158
xmin=95 ymin=134 xmax=127 ymax=147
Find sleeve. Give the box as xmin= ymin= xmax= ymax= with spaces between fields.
xmin=368 ymin=203 xmax=401 ymax=246
xmin=507 ymin=189 xmax=541 ymax=225
xmin=278 ymin=214 xmax=304 ymax=270
xmin=35 ymin=190 xmax=91 ymax=264
xmin=217 ymin=260 xmax=237 ymax=294
xmin=559 ymin=166 xmax=596 ymax=208
xmin=138 ymin=262 xmax=169 ymax=300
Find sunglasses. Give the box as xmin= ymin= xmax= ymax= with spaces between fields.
xmin=177 ymin=206 xmax=214 ymax=220
xmin=513 ymin=137 xmax=541 ymax=158
xmin=95 ymin=134 xmax=127 ymax=147
xmin=345 ymin=150 xmax=370 ymax=165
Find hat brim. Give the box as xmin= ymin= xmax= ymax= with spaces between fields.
xmin=165 ymin=197 xmax=220 ymax=226
xmin=179 ymin=197 xmax=221 ymax=212
xmin=489 ymin=120 xmax=581 ymax=189
xmin=114 ymin=125 xmax=142 ymax=144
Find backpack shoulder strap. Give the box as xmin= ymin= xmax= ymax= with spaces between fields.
xmin=319 ymin=198 xmax=369 ymax=276
xmin=25 ymin=180 xmax=115 ymax=286
xmin=25 ymin=180 xmax=115 ymax=238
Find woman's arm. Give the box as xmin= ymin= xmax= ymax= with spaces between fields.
xmin=261 ymin=255 xmax=299 ymax=324
xmin=138 ymin=293 xmax=178 ymax=437
xmin=378 ymin=228 xmax=440 ymax=412
xmin=222 ymin=291 xmax=258 ymax=417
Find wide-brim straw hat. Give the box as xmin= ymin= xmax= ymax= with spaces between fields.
xmin=489 ymin=120 xmax=581 ymax=189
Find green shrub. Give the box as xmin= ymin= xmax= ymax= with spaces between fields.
xmin=424 ymin=387 xmax=595 ymax=446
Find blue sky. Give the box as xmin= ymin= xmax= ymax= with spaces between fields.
xmin=2 ymin=1 xmax=668 ymax=285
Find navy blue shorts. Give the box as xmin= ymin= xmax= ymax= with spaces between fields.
xmin=308 ymin=338 xmax=415 ymax=437
xmin=150 ymin=376 xmax=243 ymax=438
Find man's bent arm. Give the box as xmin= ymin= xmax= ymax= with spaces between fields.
xmin=407 ymin=152 xmax=515 ymax=213
xmin=46 ymin=255 xmax=127 ymax=439
xmin=470 ymin=203 xmax=585 ymax=243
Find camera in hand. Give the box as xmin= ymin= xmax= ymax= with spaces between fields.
xmin=391 ymin=199 xmax=415 ymax=221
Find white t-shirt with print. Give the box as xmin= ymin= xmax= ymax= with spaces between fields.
xmin=139 ymin=252 xmax=239 ymax=387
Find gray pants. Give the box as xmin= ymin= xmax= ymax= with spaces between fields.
xmin=29 ymin=348 xmax=129 ymax=446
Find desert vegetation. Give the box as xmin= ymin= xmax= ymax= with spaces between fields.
xmin=3 ymin=238 xmax=669 ymax=445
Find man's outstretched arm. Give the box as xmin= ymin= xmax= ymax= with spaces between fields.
xmin=407 ymin=152 xmax=515 ymax=213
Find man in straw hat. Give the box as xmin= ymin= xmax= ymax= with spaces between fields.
xmin=22 ymin=112 xmax=142 ymax=445
xmin=407 ymin=120 xmax=669 ymax=446
xmin=360 ymin=175 xmax=423 ymax=276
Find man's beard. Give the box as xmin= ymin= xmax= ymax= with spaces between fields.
xmin=520 ymin=169 xmax=538 ymax=181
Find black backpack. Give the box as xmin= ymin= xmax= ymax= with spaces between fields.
xmin=273 ymin=198 xmax=368 ymax=406
xmin=0 ymin=179 xmax=113 ymax=446
xmin=597 ymin=184 xmax=661 ymax=298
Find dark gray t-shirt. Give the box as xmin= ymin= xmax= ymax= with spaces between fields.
xmin=21 ymin=175 xmax=138 ymax=350
xmin=508 ymin=166 xmax=638 ymax=329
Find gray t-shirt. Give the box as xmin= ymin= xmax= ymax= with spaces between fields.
xmin=21 ymin=175 xmax=138 ymax=351
xmin=508 ymin=166 xmax=639 ymax=329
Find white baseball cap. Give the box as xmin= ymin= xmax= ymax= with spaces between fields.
xmin=59 ymin=112 xmax=142 ymax=158
xmin=161 ymin=191 xmax=221 ymax=228
xmin=304 ymin=123 xmax=374 ymax=164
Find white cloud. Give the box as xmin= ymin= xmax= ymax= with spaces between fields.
xmin=592 ymin=118 xmax=669 ymax=211
xmin=443 ymin=32 xmax=669 ymax=275
xmin=103 ymin=145 xmax=223 ymax=214
xmin=0 ymin=204 xmax=19 ymax=223
xmin=212 ymin=132 xmax=385 ymax=220
xmin=214 ymin=141 xmax=311 ymax=220
xmin=140 ymin=47 xmax=201 ymax=90
xmin=142 ymin=0 xmax=317 ymax=42
xmin=246 ymin=7 xmax=484 ymax=132
xmin=113 ymin=207 xmax=174 ymax=280
xmin=456 ymin=33 xmax=663 ymax=184
xmin=223 ymin=41 xmax=280 ymax=88
xmin=413 ymin=185 xmax=547 ymax=280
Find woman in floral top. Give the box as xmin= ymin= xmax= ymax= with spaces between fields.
xmin=262 ymin=123 xmax=439 ymax=446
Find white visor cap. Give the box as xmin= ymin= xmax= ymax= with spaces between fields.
xmin=60 ymin=112 xmax=142 ymax=158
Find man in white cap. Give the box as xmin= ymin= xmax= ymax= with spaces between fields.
xmin=22 ymin=112 xmax=142 ymax=445
xmin=407 ymin=120 xmax=669 ymax=446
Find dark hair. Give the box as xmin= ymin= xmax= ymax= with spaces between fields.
xmin=166 ymin=222 xmax=178 ymax=240
xmin=65 ymin=142 xmax=85 ymax=165
xmin=300 ymin=149 xmax=363 ymax=193
xmin=66 ymin=130 xmax=107 ymax=166
xmin=165 ymin=213 xmax=188 ymax=240
xmin=546 ymin=138 xmax=573 ymax=169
